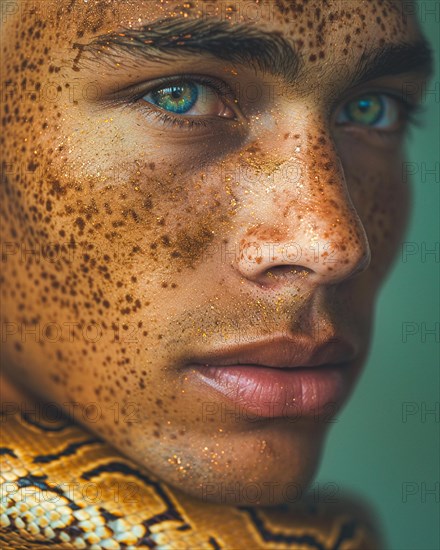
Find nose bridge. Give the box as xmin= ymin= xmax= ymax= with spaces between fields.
xmin=235 ymin=130 xmax=371 ymax=285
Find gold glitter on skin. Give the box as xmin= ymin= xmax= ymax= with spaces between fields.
xmin=0 ymin=0 xmax=432 ymax=505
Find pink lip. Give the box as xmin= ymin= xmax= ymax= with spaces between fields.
xmin=187 ymin=335 xmax=356 ymax=420
xmin=192 ymin=364 xmax=348 ymax=419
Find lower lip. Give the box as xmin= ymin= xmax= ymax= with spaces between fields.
xmin=190 ymin=364 xmax=349 ymax=420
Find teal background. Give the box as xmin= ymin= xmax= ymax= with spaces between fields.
xmin=316 ymin=5 xmax=439 ymax=549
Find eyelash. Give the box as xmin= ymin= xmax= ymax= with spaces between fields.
xmin=126 ymin=74 xmax=235 ymax=130
xmin=335 ymin=92 xmax=424 ymax=135
xmin=149 ymin=110 xmax=210 ymax=129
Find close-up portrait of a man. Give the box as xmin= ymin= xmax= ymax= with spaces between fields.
xmin=0 ymin=0 xmax=438 ymax=549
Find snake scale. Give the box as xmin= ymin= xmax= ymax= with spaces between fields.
xmin=1 ymin=410 xmax=382 ymax=549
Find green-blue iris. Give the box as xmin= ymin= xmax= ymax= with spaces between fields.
xmin=150 ymin=82 xmax=198 ymax=114
xmin=344 ymin=95 xmax=385 ymax=126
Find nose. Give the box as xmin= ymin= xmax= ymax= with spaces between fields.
xmin=234 ymin=134 xmax=371 ymax=286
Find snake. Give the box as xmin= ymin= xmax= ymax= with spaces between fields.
xmin=0 ymin=409 xmax=382 ymax=549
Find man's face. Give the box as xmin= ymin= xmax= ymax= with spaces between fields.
xmin=0 ymin=0 xmax=431 ymax=504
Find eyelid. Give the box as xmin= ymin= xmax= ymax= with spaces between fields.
xmin=105 ymin=73 xmax=239 ymax=112
xmin=101 ymin=73 xmax=249 ymax=133
xmin=332 ymin=82 xmax=421 ymax=112
xmin=333 ymin=89 xmax=423 ymax=132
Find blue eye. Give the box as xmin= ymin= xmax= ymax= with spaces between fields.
xmin=141 ymin=79 xmax=236 ymax=121
xmin=148 ymin=82 xmax=198 ymax=114
xmin=336 ymin=93 xmax=400 ymax=129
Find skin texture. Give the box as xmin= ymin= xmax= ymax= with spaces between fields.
xmin=0 ymin=0 xmax=431 ymax=505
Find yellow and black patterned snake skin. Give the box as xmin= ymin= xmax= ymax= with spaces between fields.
xmin=1 ymin=411 xmax=382 ymax=549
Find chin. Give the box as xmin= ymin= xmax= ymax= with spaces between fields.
xmin=142 ymin=425 xmax=327 ymax=507
xmin=170 ymin=463 xmax=323 ymax=507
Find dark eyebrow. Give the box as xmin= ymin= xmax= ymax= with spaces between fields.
xmin=76 ymin=18 xmax=301 ymax=82
xmin=351 ymin=41 xmax=434 ymax=87
xmin=76 ymin=17 xmax=433 ymax=87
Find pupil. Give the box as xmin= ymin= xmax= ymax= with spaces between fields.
xmin=171 ymin=88 xmax=183 ymax=99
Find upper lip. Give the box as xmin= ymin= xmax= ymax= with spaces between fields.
xmin=188 ymin=334 xmax=357 ymax=369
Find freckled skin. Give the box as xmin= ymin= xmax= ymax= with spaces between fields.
xmin=0 ymin=0 xmax=427 ymax=505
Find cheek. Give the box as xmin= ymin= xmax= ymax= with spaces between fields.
xmin=344 ymin=148 xmax=410 ymax=276
xmin=0 ymin=102 xmax=233 ymax=388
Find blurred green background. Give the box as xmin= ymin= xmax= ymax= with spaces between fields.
xmin=317 ymin=4 xmax=439 ymax=549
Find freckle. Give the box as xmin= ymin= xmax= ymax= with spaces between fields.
xmin=161 ymin=235 xmax=171 ymax=246
xmin=75 ymin=217 xmax=85 ymax=231
xmin=148 ymin=162 xmax=155 ymax=170
xmin=143 ymin=197 xmax=153 ymax=209
xmin=156 ymin=399 xmax=163 ymax=407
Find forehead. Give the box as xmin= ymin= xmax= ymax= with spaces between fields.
xmin=13 ymin=0 xmax=420 ymax=44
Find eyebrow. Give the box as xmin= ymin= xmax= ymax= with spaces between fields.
xmin=76 ymin=17 xmax=434 ymax=86
xmin=76 ymin=18 xmax=300 ymax=82
xmin=351 ymin=41 xmax=434 ymax=86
